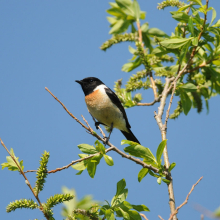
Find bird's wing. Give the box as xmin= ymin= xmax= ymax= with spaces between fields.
xmin=104 ymin=87 xmax=131 ymax=129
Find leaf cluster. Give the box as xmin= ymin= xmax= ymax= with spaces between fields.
xmin=99 ymin=179 xmax=150 ymax=220
xmin=72 ymin=140 xmax=114 ymax=178
xmin=102 ymin=0 xmax=220 ymax=118
xmin=1 ymin=148 xmax=24 ymax=171
xmin=122 ymin=140 xmax=175 ymax=184
xmin=3 ymin=150 xmax=74 ymax=219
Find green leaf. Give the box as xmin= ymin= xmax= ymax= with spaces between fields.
xmin=116 ymin=0 xmax=134 ymax=16
xmin=78 ymin=144 xmax=97 ymax=154
xmin=210 ymin=7 xmax=217 ymax=26
xmin=72 ymin=161 xmax=87 ymax=171
xmin=180 ymin=83 xmax=197 ymax=91
xmin=171 ymin=11 xmax=190 ymax=23
xmin=111 ymin=189 xmax=128 ymax=207
xmin=179 ymin=41 xmax=191 ymax=64
xmin=162 ymin=178 xmax=171 ymax=184
xmin=76 ymin=170 xmax=83 ymax=175
xmin=121 ymin=140 xmax=139 ymax=146
xmin=177 ymin=4 xmax=191 ymax=12
xmin=168 ymin=162 xmax=176 ymax=172
xmin=122 ymin=57 xmax=141 ymax=72
xmin=87 ymin=160 xmax=97 ymax=178
xmin=109 ymin=19 xmax=130 ymax=35
xmin=116 ymin=179 xmax=126 ymax=196
xmin=132 ymin=204 xmax=150 ymax=212
xmin=105 ymin=209 xmax=115 ymax=220
xmin=128 ymin=45 xmax=136 ymax=54
xmin=118 ymin=207 xmax=130 ymax=220
xmin=138 ymin=168 xmax=148 ymax=182
xmin=188 ymin=16 xmax=194 ymax=37
xmin=160 ymin=37 xmax=193 ymax=49
xmin=104 ymin=154 xmax=114 ymax=166
xmin=127 ymin=210 xmax=141 ymax=220
xmin=157 ymin=177 xmax=162 ymax=185
xmin=124 ymin=144 xmax=156 ymax=163
xmin=1 ymin=148 xmax=24 ymax=171
xmin=156 ymin=140 xmax=167 ymax=164
xmin=95 ymin=140 xmax=106 ymax=154
xmin=133 ymin=0 xmax=140 ymax=20
xmin=180 ymin=91 xmax=192 ymax=115
xmin=148 ymin=170 xmax=160 ymax=178
xmin=147 ymin=28 xmax=168 ymax=37
xmin=189 ymin=0 xmax=203 ymax=7
xmin=192 ymin=37 xmax=198 ymax=46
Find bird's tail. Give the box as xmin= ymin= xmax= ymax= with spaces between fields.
xmin=121 ymin=129 xmax=140 ymax=144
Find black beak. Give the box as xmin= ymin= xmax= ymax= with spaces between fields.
xmin=75 ymin=80 xmax=82 ymax=85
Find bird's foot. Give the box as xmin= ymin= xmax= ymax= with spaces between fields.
xmin=95 ymin=122 xmax=101 ymax=130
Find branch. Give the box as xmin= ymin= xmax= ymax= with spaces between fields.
xmin=140 ymin=213 xmax=149 ymax=220
xmin=0 ymin=139 xmax=50 ymax=220
xmin=154 ymin=77 xmax=175 ymax=131
xmin=24 ymin=87 xmax=171 ymax=178
xmin=158 ymin=215 xmax=164 ymax=220
xmin=137 ymin=95 xmax=162 ymax=106
xmin=136 ymin=20 xmax=158 ymax=99
xmin=168 ymin=176 xmax=203 ymax=220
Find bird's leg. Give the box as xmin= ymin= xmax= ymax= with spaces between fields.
xmin=104 ymin=123 xmax=113 ymax=144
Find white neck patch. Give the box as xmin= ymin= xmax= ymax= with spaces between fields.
xmin=94 ymin=84 xmax=107 ymax=93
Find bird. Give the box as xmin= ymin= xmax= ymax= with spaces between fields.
xmin=75 ymin=77 xmax=140 ymax=144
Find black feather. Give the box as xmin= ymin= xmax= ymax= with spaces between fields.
xmin=121 ymin=129 xmax=140 ymax=144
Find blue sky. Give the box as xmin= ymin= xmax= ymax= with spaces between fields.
xmin=0 ymin=1 xmax=220 ymax=219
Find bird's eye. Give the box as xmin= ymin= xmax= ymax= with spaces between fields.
xmin=90 ymin=79 xmax=93 ymax=82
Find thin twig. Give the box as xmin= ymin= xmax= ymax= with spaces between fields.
xmin=90 ymin=112 xmax=106 ymax=138
xmin=164 ymin=83 xmax=176 ymax=130
xmin=81 ymin=115 xmax=93 ymax=132
xmin=136 ymin=21 xmax=158 ymax=99
xmin=47 ymin=146 xmax=114 ymax=173
xmin=137 ymin=95 xmax=162 ymax=106
xmin=158 ymin=215 xmax=164 ymax=220
xmin=140 ymin=213 xmax=149 ymax=220
xmin=168 ymin=176 xmax=203 ymax=220
xmin=0 ymin=139 xmax=50 ymax=220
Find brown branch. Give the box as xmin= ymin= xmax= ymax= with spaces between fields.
xmin=47 ymin=146 xmax=114 ymax=173
xmin=140 ymin=213 xmax=149 ymax=220
xmin=158 ymin=215 xmax=164 ymax=220
xmin=168 ymin=176 xmax=203 ymax=220
xmin=25 ymin=87 xmax=171 ymax=179
xmin=136 ymin=21 xmax=158 ymax=99
xmin=137 ymin=95 xmax=162 ymax=106
xmin=45 ymin=87 xmax=89 ymax=131
xmin=190 ymin=0 xmax=209 ymax=59
xmin=0 ymin=139 xmax=50 ymax=220
xmin=154 ymin=77 xmax=176 ymax=219
xmin=164 ymin=83 xmax=176 ymax=130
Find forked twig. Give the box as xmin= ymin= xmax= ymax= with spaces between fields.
xmin=168 ymin=177 xmax=203 ymax=220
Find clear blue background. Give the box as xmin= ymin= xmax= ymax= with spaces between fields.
xmin=0 ymin=1 xmax=219 ymax=219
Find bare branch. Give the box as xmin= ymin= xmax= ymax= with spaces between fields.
xmin=0 ymin=139 xmax=49 ymax=220
xmin=140 ymin=213 xmax=149 ymax=220
xmin=168 ymin=177 xmax=203 ymax=220
xmin=158 ymin=215 xmax=164 ymax=220
xmin=137 ymin=95 xmax=161 ymax=106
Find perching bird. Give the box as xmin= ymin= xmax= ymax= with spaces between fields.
xmin=76 ymin=77 xmax=140 ymax=144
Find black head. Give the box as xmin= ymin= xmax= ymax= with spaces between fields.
xmin=75 ymin=77 xmax=104 ymax=96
